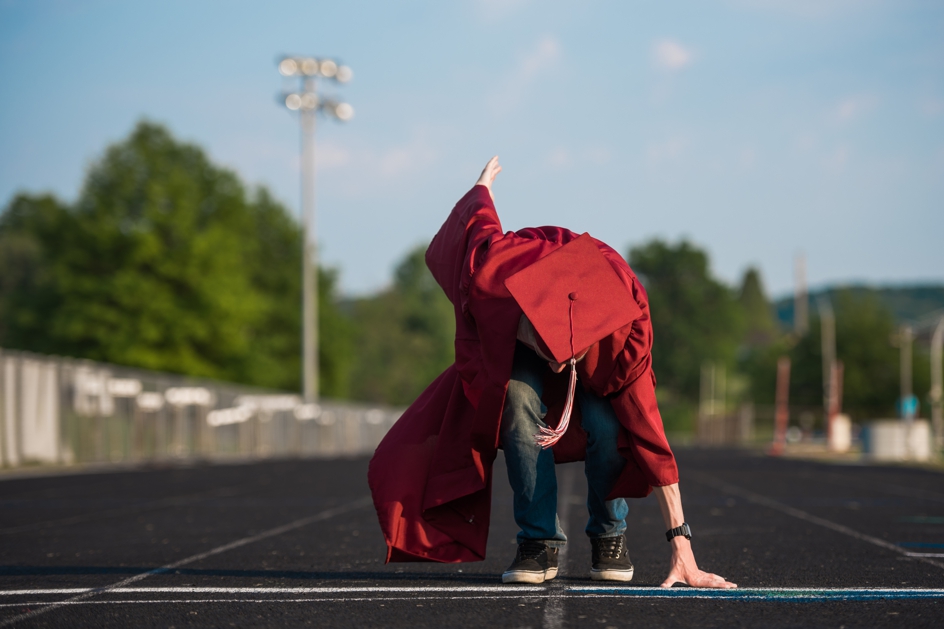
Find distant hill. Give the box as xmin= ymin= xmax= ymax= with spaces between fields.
xmin=774 ymin=284 xmax=944 ymax=328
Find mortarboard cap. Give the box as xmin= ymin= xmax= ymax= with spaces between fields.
xmin=504 ymin=234 xmax=640 ymax=364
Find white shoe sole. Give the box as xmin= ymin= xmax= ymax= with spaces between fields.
xmin=502 ymin=566 xmax=558 ymax=584
xmin=590 ymin=567 xmax=634 ymax=582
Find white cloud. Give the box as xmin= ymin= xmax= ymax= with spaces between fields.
xmin=315 ymin=142 xmax=353 ymax=169
xmin=488 ymin=35 xmax=562 ymax=114
xmin=519 ymin=35 xmax=561 ymax=81
xmin=653 ymin=39 xmax=693 ymax=71
xmin=581 ymin=146 xmax=612 ymax=165
xmin=795 ymin=133 xmax=817 ymax=152
xmin=834 ymin=94 xmax=878 ymax=122
xmin=544 ymin=146 xmax=612 ymax=170
xmin=377 ymin=139 xmax=438 ymax=179
xmin=546 ymin=147 xmax=571 ymax=169
xmin=822 ymin=145 xmax=849 ymax=172
xmin=310 ymin=134 xmax=441 ymax=196
xmin=646 ymin=135 xmax=688 ymax=164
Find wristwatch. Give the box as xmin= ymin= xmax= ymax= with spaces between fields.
xmin=665 ymin=523 xmax=692 ymax=542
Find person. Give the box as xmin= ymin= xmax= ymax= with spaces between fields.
xmin=369 ymin=156 xmax=736 ymax=589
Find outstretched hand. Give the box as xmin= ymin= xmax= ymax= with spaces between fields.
xmin=661 ymin=539 xmax=737 ymax=589
xmin=475 ymin=156 xmax=502 ymax=200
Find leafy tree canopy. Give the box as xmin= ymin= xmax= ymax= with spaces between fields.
xmin=628 ymin=239 xmax=744 ymax=402
xmin=3 ymin=121 xmax=931 ymax=421
xmin=0 ymin=121 xmax=351 ymax=395
xmin=345 ymin=244 xmax=455 ymax=406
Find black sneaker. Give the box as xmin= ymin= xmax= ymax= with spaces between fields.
xmin=502 ymin=540 xmax=559 ymax=584
xmin=590 ymin=534 xmax=634 ymax=581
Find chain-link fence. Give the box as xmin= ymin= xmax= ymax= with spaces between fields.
xmin=0 ymin=347 xmax=400 ymax=468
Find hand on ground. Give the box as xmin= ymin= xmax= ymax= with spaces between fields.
xmin=475 ymin=156 xmax=502 ymax=199
xmin=660 ymin=540 xmax=737 ymax=589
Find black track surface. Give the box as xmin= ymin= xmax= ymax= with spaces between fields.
xmin=1 ymin=448 xmax=942 ymax=627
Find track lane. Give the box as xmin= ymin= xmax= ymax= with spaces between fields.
xmin=0 ymin=450 xmax=942 ymax=627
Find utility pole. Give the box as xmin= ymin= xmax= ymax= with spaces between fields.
xmin=817 ymin=297 xmax=836 ymax=431
xmin=794 ymin=254 xmax=809 ymax=337
xmin=931 ymin=316 xmax=944 ymax=449
xmin=277 ymin=56 xmax=353 ymax=402
xmin=768 ymin=356 xmax=791 ymax=456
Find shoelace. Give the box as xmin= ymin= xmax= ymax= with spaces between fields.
xmin=596 ymin=536 xmax=624 ymax=559
xmin=518 ymin=540 xmax=548 ymax=561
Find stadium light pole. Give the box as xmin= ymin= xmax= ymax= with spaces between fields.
xmin=278 ymin=56 xmax=353 ymax=402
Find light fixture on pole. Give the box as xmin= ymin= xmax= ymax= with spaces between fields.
xmin=277 ymin=55 xmax=353 ymax=402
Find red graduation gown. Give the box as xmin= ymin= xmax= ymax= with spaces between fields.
xmin=368 ymin=185 xmax=679 ymax=563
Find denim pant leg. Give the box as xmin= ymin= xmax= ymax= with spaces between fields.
xmin=577 ymin=388 xmax=628 ymax=539
xmin=500 ymin=343 xmax=567 ymax=547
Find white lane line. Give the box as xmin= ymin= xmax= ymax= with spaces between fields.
xmin=0 ymin=586 xmax=545 ymax=596
xmin=905 ymin=552 xmax=944 ymax=558
xmin=543 ymin=464 xmax=576 ymax=629
xmin=689 ymin=472 xmax=944 ymax=571
xmin=571 ymin=586 xmax=944 ymax=601
xmin=0 ymin=496 xmax=373 ymax=627
xmin=1 ymin=588 xmax=943 ymax=607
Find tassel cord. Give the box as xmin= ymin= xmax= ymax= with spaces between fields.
xmin=534 ymin=296 xmax=578 ymax=449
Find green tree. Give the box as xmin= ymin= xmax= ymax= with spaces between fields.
xmin=628 ymin=239 xmax=744 ymax=414
xmin=318 ymin=266 xmax=355 ymax=399
xmin=0 ymin=121 xmax=352 ymax=395
xmin=346 ymin=244 xmax=455 ymax=406
xmin=0 ymin=194 xmax=71 ymax=349
xmin=738 ymin=267 xmax=778 ymax=349
xmin=788 ymin=290 xmax=927 ymax=420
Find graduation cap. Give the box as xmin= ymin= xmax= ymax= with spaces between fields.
xmin=504 ymin=233 xmax=640 ymax=448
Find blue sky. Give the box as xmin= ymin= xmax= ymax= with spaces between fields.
xmin=1 ymin=0 xmax=942 ymax=298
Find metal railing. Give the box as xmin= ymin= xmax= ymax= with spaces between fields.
xmin=0 ymin=347 xmax=400 ymax=468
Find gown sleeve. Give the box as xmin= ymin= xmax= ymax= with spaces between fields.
xmin=425 ymin=185 xmax=503 ymax=315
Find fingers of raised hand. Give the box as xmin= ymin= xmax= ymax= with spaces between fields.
xmin=485 ymin=156 xmax=500 ymax=173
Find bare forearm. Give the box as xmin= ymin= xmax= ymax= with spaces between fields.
xmin=653 ymin=482 xmax=737 ymax=588
xmin=652 ymin=483 xmax=685 ymax=530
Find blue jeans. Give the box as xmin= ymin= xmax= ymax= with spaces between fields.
xmin=500 ymin=343 xmax=628 ymax=547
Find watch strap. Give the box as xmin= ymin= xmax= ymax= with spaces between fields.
xmin=665 ymin=522 xmax=692 ymax=542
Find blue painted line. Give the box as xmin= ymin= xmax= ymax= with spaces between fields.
xmin=898 ymin=542 xmax=944 ymax=549
xmin=569 ymin=587 xmax=944 ymax=602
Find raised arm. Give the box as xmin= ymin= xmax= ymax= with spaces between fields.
xmin=475 ymin=156 xmax=502 ymax=200
xmin=652 ymin=483 xmax=737 ymax=589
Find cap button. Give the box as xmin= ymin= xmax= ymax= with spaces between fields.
xmin=568 ymin=291 xmax=578 ymax=300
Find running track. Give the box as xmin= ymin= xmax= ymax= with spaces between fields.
xmin=0 ymin=449 xmax=942 ymax=627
